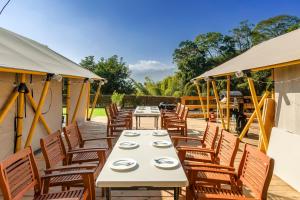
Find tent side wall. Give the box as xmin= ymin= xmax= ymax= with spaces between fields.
xmin=0 ymin=73 xmax=62 ymax=160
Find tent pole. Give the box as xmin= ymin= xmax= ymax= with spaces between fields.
xmin=212 ymin=80 xmax=226 ymax=129
xmin=15 ymin=74 xmax=26 ymax=152
xmin=239 ymin=91 xmax=269 ymax=140
xmin=86 ymin=81 xmax=90 ymax=120
xmin=25 ymin=75 xmax=51 ymax=147
xmin=247 ymin=78 xmax=268 ymax=151
xmin=66 ymin=79 xmax=71 ymax=125
xmin=0 ymin=89 xmax=19 ymax=124
xmin=26 ymin=90 xmax=52 ymax=135
xmin=88 ymin=83 xmax=101 ymax=121
xmin=71 ymin=79 xmax=88 ymax=123
xmin=226 ymin=76 xmax=230 ymax=131
xmin=194 ymin=81 xmax=205 ymax=118
xmin=206 ymin=79 xmax=210 ymax=120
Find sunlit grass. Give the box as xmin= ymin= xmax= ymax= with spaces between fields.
xmin=63 ymin=107 xmax=106 ymax=117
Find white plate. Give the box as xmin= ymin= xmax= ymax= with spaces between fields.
xmin=152 ymin=140 xmax=172 ymax=148
xmin=118 ymin=141 xmax=139 ymax=149
xmin=151 ymin=110 xmax=160 ymax=113
xmin=152 ymin=131 xmax=168 ymax=137
xmin=152 ymin=157 xmax=179 ymax=169
xmin=110 ymin=158 xmax=137 ymax=171
xmin=124 ymin=131 xmax=140 ymax=137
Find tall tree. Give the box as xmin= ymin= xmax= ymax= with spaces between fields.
xmin=231 ymin=20 xmax=254 ymax=52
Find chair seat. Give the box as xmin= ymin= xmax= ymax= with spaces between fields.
xmin=72 ymin=152 xmax=99 ymax=163
xmin=49 ymin=174 xmax=82 ymax=186
xmin=195 ymin=185 xmax=251 ymax=200
xmin=197 ymin=171 xmax=232 ymax=184
xmin=35 ymin=189 xmax=86 ymax=200
xmin=185 ymin=151 xmax=213 ymax=162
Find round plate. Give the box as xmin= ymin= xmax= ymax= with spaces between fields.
xmin=152 ymin=131 xmax=168 ymax=137
xmin=110 ymin=158 xmax=137 ymax=171
xmin=152 ymin=157 xmax=179 ymax=169
xmin=118 ymin=141 xmax=139 ymax=149
xmin=152 ymin=140 xmax=172 ymax=148
xmin=124 ymin=132 xmax=140 ymax=137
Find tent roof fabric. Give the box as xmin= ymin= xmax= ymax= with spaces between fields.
xmin=0 ymin=27 xmax=103 ymax=80
xmin=194 ymin=29 xmax=300 ymax=80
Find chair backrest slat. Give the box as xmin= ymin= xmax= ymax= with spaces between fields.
xmin=238 ymin=145 xmax=274 ymax=200
xmin=0 ymin=147 xmax=41 ymax=200
xmin=63 ymin=123 xmax=83 ymax=150
xmin=215 ymin=130 xmax=239 ymax=166
xmin=202 ymin=123 xmax=218 ymax=149
xmin=40 ymin=130 xmax=67 ymax=168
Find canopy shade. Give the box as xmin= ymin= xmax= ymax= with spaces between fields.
xmin=193 ymin=29 xmax=300 ymax=80
xmin=0 ymin=27 xmax=103 ymax=80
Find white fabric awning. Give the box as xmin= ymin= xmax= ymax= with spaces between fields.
xmin=194 ymin=29 xmax=300 ymax=80
xmin=0 ymin=27 xmax=103 ymax=80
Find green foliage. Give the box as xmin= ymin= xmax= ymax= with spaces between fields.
xmin=111 ymin=91 xmax=125 ymax=106
xmin=80 ymin=55 xmax=135 ymax=94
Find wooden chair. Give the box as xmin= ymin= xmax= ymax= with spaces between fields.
xmin=160 ymin=103 xmax=181 ymax=127
xmin=164 ymin=107 xmax=189 ymax=136
xmin=110 ymin=104 xmax=132 ymax=128
xmin=105 ymin=106 xmax=130 ymax=136
xmin=40 ymin=131 xmax=103 ymax=199
xmin=63 ymin=123 xmax=113 ymax=163
xmin=184 ymin=130 xmax=240 ymax=186
xmin=162 ymin=104 xmax=185 ymax=129
xmin=112 ymin=103 xmax=133 ymax=115
xmin=172 ymin=123 xmax=219 ymax=163
xmin=0 ymin=147 xmax=93 ymax=200
xmin=186 ymin=144 xmax=274 ymax=200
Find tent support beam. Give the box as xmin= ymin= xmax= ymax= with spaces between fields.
xmin=66 ymin=79 xmax=71 ymax=125
xmin=15 ymin=74 xmax=26 ymax=152
xmin=25 ymin=75 xmax=51 ymax=147
xmin=71 ymin=79 xmax=88 ymax=123
xmin=195 ymin=82 xmax=205 ymax=118
xmin=86 ymin=82 xmax=90 ymax=120
xmin=0 ymin=89 xmax=19 ymax=124
xmin=88 ymin=83 xmax=101 ymax=121
xmin=206 ymin=79 xmax=210 ymax=120
xmin=247 ymin=78 xmax=268 ymax=151
xmin=239 ymin=91 xmax=270 ymax=140
xmin=211 ymin=80 xmax=226 ymax=129
xmin=226 ymin=76 xmax=230 ymax=131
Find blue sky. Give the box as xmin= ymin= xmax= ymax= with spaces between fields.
xmin=0 ymin=0 xmax=300 ymax=81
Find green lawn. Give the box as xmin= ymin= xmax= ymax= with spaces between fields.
xmin=63 ymin=107 xmax=106 ymax=117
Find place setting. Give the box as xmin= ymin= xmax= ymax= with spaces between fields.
xmin=152 ymin=140 xmax=172 ymax=148
xmin=152 ymin=157 xmax=179 ymax=170
xmin=118 ymin=141 xmax=139 ymax=149
xmin=110 ymin=158 xmax=138 ymax=172
xmin=124 ymin=131 xmax=140 ymax=137
xmin=152 ymin=130 xmax=168 ymax=137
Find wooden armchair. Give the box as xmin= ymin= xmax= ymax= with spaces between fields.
xmin=162 ymin=104 xmax=185 ymax=128
xmin=110 ymin=104 xmax=132 ymax=128
xmin=186 ymin=144 xmax=274 ymax=200
xmin=105 ymin=106 xmax=130 ymax=136
xmin=112 ymin=103 xmax=133 ymax=115
xmin=164 ymin=107 xmax=189 ymax=136
xmin=172 ymin=123 xmax=219 ymax=163
xmin=40 ymin=131 xmax=104 ymax=199
xmin=0 ymin=147 xmax=94 ymax=200
xmin=160 ymin=103 xmax=181 ymax=127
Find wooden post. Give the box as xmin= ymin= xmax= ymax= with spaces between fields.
xmin=226 ymin=76 xmax=230 ymax=130
xmin=26 ymin=90 xmax=52 ymax=135
xmin=194 ymin=81 xmax=205 ymax=118
xmin=0 ymin=90 xmax=19 ymax=123
xmin=212 ymin=80 xmax=226 ymax=129
xmin=71 ymin=79 xmax=87 ymax=123
xmin=86 ymin=81 xmax=90 ymax=120
xmin=239 ymin=91 xmax=270 ymax=140
xmin=66 ymin=79 xmax=71 ymax=125
xmin=206 ymin=79 xmax=210 ymax=120
xmin=25 ymin=75 xmax=51 ymax=147
xmin=247 ymin=78 xmax=268 ymax=151
xmin=15 ymin=74 xmax=26 ymax=152
xmin=88 ymin=83 xmax=101 ymax=120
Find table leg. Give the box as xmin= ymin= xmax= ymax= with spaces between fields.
xmin=105 ymin=188 xmax=111 ymax=200
xmin=174 ymin=187 xmax=180 ymax=200
xmin=156 ymin=117 xmax=159 ymax=129
xmin=136 ymin=116 xmax=138 ymax=130
xmin=139 ymin=117 xmax=141 ymax=128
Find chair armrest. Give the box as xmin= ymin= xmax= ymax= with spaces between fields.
xmin=83 ymin=137 xmax=115 ymax=142
xmin=41 ymin=169 xmax=95 ymax=179
xmin=172 ymin=136 xmax=203 ymax=142
xmin=67 ymin=148 xmax=107 ymax=154
xmin=184 ymin=161 xmax=235 ymax=171
xmin=44 ymin=164 xmax=98 ymax=173
xmin=185 ymin=166 xmax=237 ymax=176
xmin=177 ymin=146 xmax=214 ymax=153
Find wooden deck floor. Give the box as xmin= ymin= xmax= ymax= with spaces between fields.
xmin=1 ymin=117 xmax=299 ymax=199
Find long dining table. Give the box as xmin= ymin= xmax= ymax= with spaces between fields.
xmin=96 ymin=129 xmax=188 ymax=200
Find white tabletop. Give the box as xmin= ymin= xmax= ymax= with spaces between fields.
xmin=133 ymin=106 xmax=161 ymax=117
xmin=96 ymin=130 xmax=188 ymax=188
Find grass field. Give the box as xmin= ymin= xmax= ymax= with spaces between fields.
xmin=63 ymin=107 xmax=106 ymax=117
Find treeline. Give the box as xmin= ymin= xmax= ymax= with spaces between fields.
xmin=81 ymin=15 xmax=300 ymax=96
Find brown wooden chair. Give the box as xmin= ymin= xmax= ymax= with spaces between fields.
xmin=40 ymin=131 xmax=104 ymax=199
xmin=110 ymin=104 xmax=132 ymax=128
xmin=162 ymin=104 xmax=185 ymax=129
xmin=172 ymin=123 xmax=219 ymax=163
xmin=63 ymin=123 xmax=112 ymax=163
xmin=105 ymin=106 xmax=130 ymax=136
xmin=112 ymin=103 xmax=133 ymax=115
xmin=164 ymin=107 xmax=189 ymax=136
xmin=160 ymin=103 xmax=181 ymax=127
xmin=186 ymin=144 xmax=274 ymax=200
xmin=184 ymin=129 xmax=240 ymax=186
xmin=0 ymin=147 xmax=93 ymax=200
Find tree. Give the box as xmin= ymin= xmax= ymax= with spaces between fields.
xmin=252 ymin=15 xmax=300 ymax=44
xmin=231 ymin=20 xmax=254 ymax=52
xmin=80 ymin=55 xmax=135 ymax=94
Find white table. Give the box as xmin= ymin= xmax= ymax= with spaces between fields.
xmin=133 ymin=106 xmax=161 ymax=129
xmin=96 ymin=130 xmax=188 ymax=200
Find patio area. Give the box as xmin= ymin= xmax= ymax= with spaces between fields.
xmin=10 ymin=116 xmax=300 ymax=200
